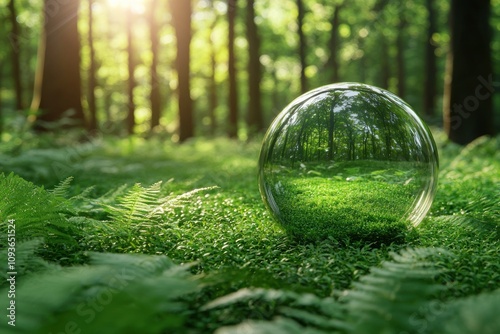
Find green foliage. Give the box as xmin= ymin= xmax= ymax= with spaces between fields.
xmin=0 ymin=133 xmax=498 ymax=333
xmin=0 ymin=173 xmax=76 ymax=244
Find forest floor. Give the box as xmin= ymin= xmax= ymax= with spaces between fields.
xmin=0 ymin=129 xmax=499 ymax=334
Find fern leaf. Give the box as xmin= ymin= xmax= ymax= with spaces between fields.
xmin=343 ymin=247 xmax=451 ymax=334
xmin=0 ymin=173 xmax=75 ymax=244
xmin=49 ymin=176 xmax=74 ymax=197
xmin=215 ymin=317 xmax=329 ymax=334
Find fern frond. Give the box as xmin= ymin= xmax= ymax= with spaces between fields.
xmin=216 ymin=317 xmax=330 ymax=334
xmin=0 ymin=173 xmax=76 ymax=244
xmin=0 ymin=252 xmax=198 ymax=334
xmin=149 ymin=186 xmax=219 ymax=218
xmin=49 ymin=176 xmax=74 ymax=197
xmin=0 ymin=239 xmax=56 ymax=286
xmin=104 ymin=181 xmax=162 ymax=225
xmin=427 ymin=289 xmax=500 ymax=334
xmin=343 ymin=247 xmax=451 ymax=334
xmin=204 ymin=287 xmax=347 ymax=332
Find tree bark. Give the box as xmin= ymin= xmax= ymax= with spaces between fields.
xmin=246 ymin=0 xmax=264 ymax=134
xmin=87 ymin=0 xmax=98 ymax=132
xmin=227 ymin=0 xmax=238 ymax=138
xmin=149 ymin=0 xmax=162 ymax=131
xmin=396 ymin=12 xmax=406 ymax=99
xmin=423 ymin=0 xmax=437 ymax=117
xmin=8 ymin=0 xmax=23 ymax=110
xmin=208 ymin=5 xmax=218 ymax=136
xmin=380 ymin=34 xmax=390 ymax=90
xmin=326 ymin=5 xmax=341 ymax=83
xmin=170 ymin=0 xmax=194 ymax=141
xmin=32 ymin=0 xmax=85 ymax=130
xmin=297 ymin=0 xmax=307 ymax=93
xmin=126 ymin=5 xmax=135 ymax=135
xmin=444 ymin=0 xmax=494 ymax=145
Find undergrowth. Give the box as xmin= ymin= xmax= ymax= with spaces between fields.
xmin=0 ymin=131 xmax=499 ymax=333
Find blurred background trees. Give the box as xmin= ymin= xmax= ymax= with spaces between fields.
xmin=0 ymin=0 xmax=498 ymax=144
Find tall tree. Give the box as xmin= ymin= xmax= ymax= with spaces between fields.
xmin=246 ymin=0 xmax=264 ymax=134
xmin=423 ymin=0 xmax=437 ymax=117
xmin=8 ymin=0 xmax=23 ymax=110
xmin=126 ymin=5 xmax=136 ymax=135
xmin=87 ymin=0 xmax=98 ymax=132
xmin=297 ymin=0 xmax=307 ymax=93
xmin=170 ymin=0 xmax=194 ymax=141
xmin=444 ymin=0 xmax=494 ymax=145
xmin=326 ymin=4 xmax=342 ymax=83
xmin=396 ymin=6 xmax=406 ymax=99
xmin=227 ymin=0 xmax=238 ymax=138
xmin=207 ymin=1 xmax=218 ymax=136
xmin=32 ymin=0 xmax=85 ymax=130
xmin=149 ymin=0 xmax=162 ymax=131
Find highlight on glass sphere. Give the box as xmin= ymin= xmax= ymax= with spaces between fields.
xmin=258 ymin=83 xmax=439 ymax=243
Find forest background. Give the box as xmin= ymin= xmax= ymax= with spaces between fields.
xmin=0 ymin=0 xmax=498 ymax=144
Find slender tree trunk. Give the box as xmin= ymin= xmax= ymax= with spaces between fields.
xmin=87 ymin=0 xmax=98 ymax=132
xmin=0 ymin=63 xmax=3 ymax=135
xmin=126 ymin=5 xmax=135 ymax=135
xmin=8 ymin=0 xmax=23 ymax=110
xmin=423 ymin=0 xmax=437 ymax=117
xmin=149 ymin=0 xmax=161 ymax=131
xmin=396 ymin=14 xmax=406 ymax=99
xmin=170 ymin=0 xmax=194 ymax=142
xmin=208 ymin=10 xmax=218 ymax=136
xmin=297 ymin=0 xmax=307 ymax=93
xmin=227 ymin=0 xmax=238 ymax=138
xmin=326 ymin=5 xmax=341 ymax=83
xmin=444 ymin=0 xmax=494 ymax=145
xmin=246 ymin=0 xmax=264 ymax=134
xmin=32 ymin=0 xmax=85 ymax=130
xmin=380 ymin=34 xmax=390 ymax=90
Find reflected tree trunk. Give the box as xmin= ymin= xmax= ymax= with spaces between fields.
xmin=227 ymin=0 xmax=238 ymax=138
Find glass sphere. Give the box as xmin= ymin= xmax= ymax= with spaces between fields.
xmin=258 ymin=83 xmax=438 ymax=243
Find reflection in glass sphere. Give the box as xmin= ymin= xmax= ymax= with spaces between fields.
xmin=258 ymin=83 xmax=438 ymax=243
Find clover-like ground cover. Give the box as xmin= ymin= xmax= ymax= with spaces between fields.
xmin=0 ymin=132 xmax=499 ymax=334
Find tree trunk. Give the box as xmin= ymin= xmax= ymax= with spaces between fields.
xmin=396 ymin=13 xmax=406 ymax=99
xmin=297 ymin=0 xmax=307 ymax=93
xmin=32 ymin=0 xmax=85 ymax=130
xmin=208 ymin=8 xmax=218 ymax=136
xmin=8 ymin=0 xmax=23 ymax=110
xmin=149 ymin=0 xmax=162 ymax=131
xmin=380 ymin=34 xmax=390 ymax=90
xmin=423 ymin=0 xmax=437 ymax=117
xmin=227 ymin=0 xmax=238 ymax=138
xmin=326 ymin=5 xmax=341 ymax=83
xmin=170 ymin=0 xmax=194 ymax=142
xmin=444 ymin=0 xmax=494 ymax=145
xmin=246 ymin=0 xmax=264 ymax=134
xmin=87 ymin=0 xmax=98 ymax=133
xmin=126 ymin=6 xmax=136 ymax=135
